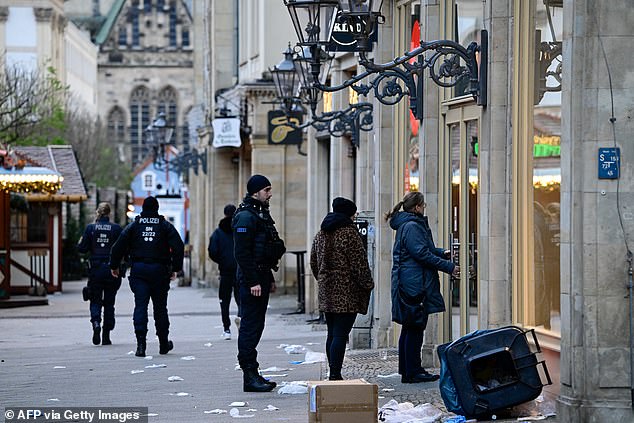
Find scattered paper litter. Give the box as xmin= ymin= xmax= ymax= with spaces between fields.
xmin=53 ymin=366 xmax=66 ymax=369
xmin=302 ymin=351 xmax=326 ymax=364
xmin=283 ymin=345 xmax=307 ymax=354
xmin=145 ymin=364 xmax=167 ymax=369
xmin=263 ymin=405 xmax=279 ymax=411
xmin=261 ymin=366 xmax=290 ymax=372
xmin=47 ymin=399 xmax=60 ymax=402
xmin=127 ymin=351 xmax=135 ymax=355
xmin=204 ymin=343 xmax=213 ymax=347
xmin=229 ymin=401 xmax=247 ymax=407
xmin=262 ymin=374 xmax=288 ymax=378
xmin=203 ymin=409 xmax=227 ymax=414
xmin=305 ymin=342 xmax=320 ymax=345
xmin=181 ymin=356 xmax=196 ymax=360
xmin=144 ymin=356 xmax=154 ymax=360
xmin=382 ymin=388 xmax=395 ymax=392
xmin=130 ymin=370 xmax=144 ymax=374
xmin=229 ymin=408 xmax=255 ymax=418
xmin=277 ymin=381 xmax=308 ymax=395
xmin=517 ymin=414 xmax=556 ymax=421
xmin=378 ymin=399 xmax=443 ymax=423
xmin=172 ymin=392 xmax=189 ymax=397
xmin=377 ymin=373 xmax=401 ymax=378
xmin=168 ymin=376 xmax=184 ymax=382
xmin=247 ymin=409 xmax=257 ymax=412
xmin=234 ymin=364 xmax=241 ymax=371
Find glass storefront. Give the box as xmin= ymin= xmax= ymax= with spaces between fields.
xmin=531 ymin=1 xmax=562 ymax=333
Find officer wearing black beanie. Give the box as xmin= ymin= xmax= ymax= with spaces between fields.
xmin=109 ymin=196 xmax=184 ymax=357
xmin=232 ymin=174 xmax=286 ymax=392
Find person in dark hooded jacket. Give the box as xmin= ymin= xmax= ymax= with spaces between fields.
xmin=208 ymin=204 xmax=239 ymax=340
xmin=310 ymin=197 xmax=374 ymax=380
xmin=386 ymin=191 xmax=459 ymax=384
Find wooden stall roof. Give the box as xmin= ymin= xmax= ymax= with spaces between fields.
xmin=14 ymin=146 xmax=87 ymax=202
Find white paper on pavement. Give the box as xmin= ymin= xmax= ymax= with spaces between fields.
xmin=377 ymin=373 xmax=401 ymax=378
xmin=180 ymin=356 xmax=196 ymax=360
xmin=263 ymin=405 xmax=279 ymax=411
xmin=167 ymin=376 xmax=184 ymax=382
xmin=378 ymin=399 xmax=443 ymax=423
xmin=203 ymin=409 xmax=227 ymax=414
xmin=277 ymin=381 xmax=309 ymax=395
xmin=130 ymin=370 xmax=144 ymax=374
xmin=145 ymin=364 xmax=167 ymax=368
xmin=283 ymin=344 xmax=307 ymax=354
xmin=229 ymin=401 xmax=247 ymax=407
xmin=229 ymin=408 xmax=255 ymax=418
xmin=261 ymin=366 xmax=290 ymax=372
xmin=302 ymin=351 xmax=326 ymax=364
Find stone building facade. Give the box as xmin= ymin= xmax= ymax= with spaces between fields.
xmin=274 ymin=0 xmax=634 ymax=420
xmin=188 ymin=0 xmax=307 ymax=293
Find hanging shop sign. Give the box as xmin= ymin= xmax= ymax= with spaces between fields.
xmin=268 ymin=110 xmax=303 ymax=145
xmin=212 ymin=117 xmax=241 ymax=148
xmin=327 ymin=13 xmax=378 ymax=52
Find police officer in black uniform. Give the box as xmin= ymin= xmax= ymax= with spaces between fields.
xmin=109 ymin=196 xmax=184 ymax=357
xmin=78 ymin=202 xmax=123 ymax=346
xmin=233 ymin=174 xmax=286 ymax=392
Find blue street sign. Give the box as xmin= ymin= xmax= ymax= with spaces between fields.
xmin=598 ymin=147 xmax=620 ymax=179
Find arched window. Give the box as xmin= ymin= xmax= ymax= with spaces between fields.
xmin=157 ymin=86 xmax=178 ymax=144
xmin=130 ymin=86 xmax=150 ymax=167
xmin=169 ymin=2 xmax=178 ymax=47
xmin=107 ymin=107 xmax=126 ymax=145
xmin=131 ymin=1 xmax=140 ymax=47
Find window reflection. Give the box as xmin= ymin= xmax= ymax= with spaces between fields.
xmin=532 ymin=2 xmax=562 ymax=333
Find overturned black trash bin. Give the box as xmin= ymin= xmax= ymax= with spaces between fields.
xmin=438 ymin=326 xmax=552 ymax=418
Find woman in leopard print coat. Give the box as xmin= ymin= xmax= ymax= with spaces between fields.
xmin=310 ymin=197 xmax=374 ymax=380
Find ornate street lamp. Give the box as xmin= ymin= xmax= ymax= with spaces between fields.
xmin=270 ymin=44 xmax=302 ymax=114
xmin=146 ymin=112 xmax=207 ymax=175
xmin=271 ymin=45 xmax=373 ymax=148
xmin=283 ymin=0 xmax=487 ymax=120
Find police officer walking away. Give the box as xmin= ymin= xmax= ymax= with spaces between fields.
xmin=233 ymin=175 xmax=286 ymax=392
xmin=208 ymin=203 xmax=240 ymax=340
xmin=77 ymin=202 xmax=123 ymax=346
xmin=109 ymin=196 xmax=184 ymax=357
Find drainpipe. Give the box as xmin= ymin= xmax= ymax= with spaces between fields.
xmin=627 ymin=250 xmax=634 ymax=410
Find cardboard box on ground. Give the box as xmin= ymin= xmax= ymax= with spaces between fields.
xmin=308 ymin=379 xmax=378 ymax=423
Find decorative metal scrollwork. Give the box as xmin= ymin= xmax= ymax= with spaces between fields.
xmin=313 ymin=36 xmax=486 ymax=120
xmin=153 ymin=147 xmax=207 ymax=175
xmin=285 ymin=102 xmax=374 ymax=148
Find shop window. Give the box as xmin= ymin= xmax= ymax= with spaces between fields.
xmin=531 ymin=1 xmax=562 ymax=333
xmin=10 ymin=202 xmax=48 ymax=243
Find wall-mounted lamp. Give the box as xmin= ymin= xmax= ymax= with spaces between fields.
xmin=283 ymin=0 xmax=487 ymax=120
xmin=146 ymin=112 xmax=207 ymax=175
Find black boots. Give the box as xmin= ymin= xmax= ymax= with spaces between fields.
xmin=158 ymin=337 xmax=174 ymax=355
xmin=242 ymin=368 xmax=276 ymax=392
xmin=92 ymin=322 xmax=101 ymax=345
xmin=101 ymin=330 xmax=111 ymax=345
xmin=401 ymin=370 xmax=440 ymax=383
xmin=135 ymin=331 xmax=147 ymax=357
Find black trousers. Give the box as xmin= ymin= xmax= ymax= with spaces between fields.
xmin=237 ymin=269 xmax=272 ymax=370
xmin=398 ymin=315 xmax=429 ymax=378
xmin=128 ymin=262 xmax=171 ymax=338
xmin=324 ymin=312 xmax=357 ymax=378
xmin=219 ymin=271 xmax=240 ymax=331
xmin=88 ymin=263 xmax=121 ymax=330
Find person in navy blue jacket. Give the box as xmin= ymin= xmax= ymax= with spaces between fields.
xmin=385 ymin=191 xmax=460 ymax=384
xmin=208 ymin=203 xmax=240 ymax=340
xmin=77 ymin=202 xmax=123 ymax=346
xmin=109 ymin=196 xmax=184 ymax=357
